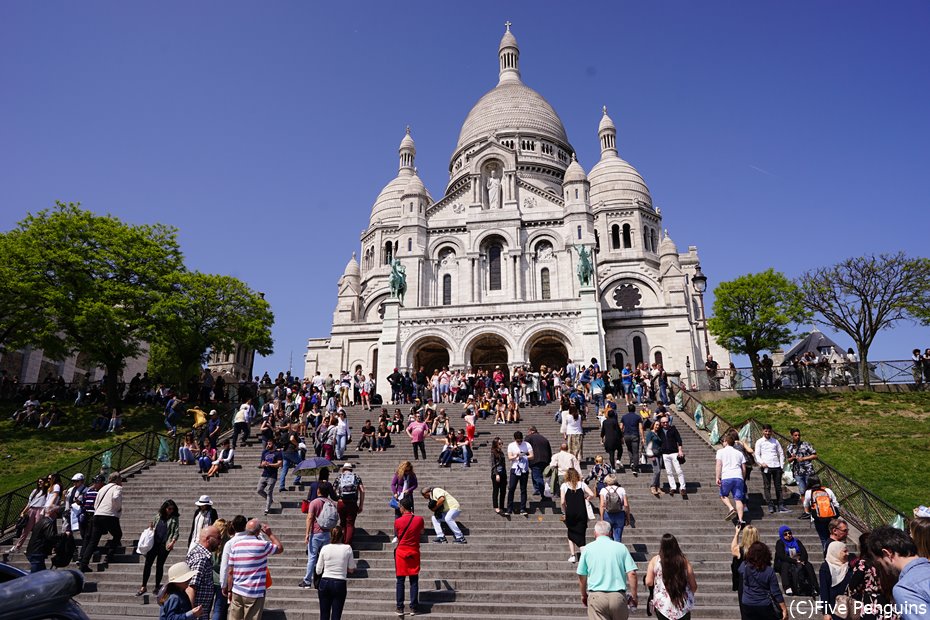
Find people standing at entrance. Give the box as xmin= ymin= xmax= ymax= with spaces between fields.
xmin=394 ymin=496 xmax=424 ymax=617
xmin=561 ymin=468 xmax=595 ymax=564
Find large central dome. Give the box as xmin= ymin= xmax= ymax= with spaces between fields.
xmin=455 ymin=81 xmax=569 ymax=152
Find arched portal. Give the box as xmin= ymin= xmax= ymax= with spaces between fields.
xmin=526 ymin=332 xmax=569 ymax=371
xmin=411 ymin=337 xmax=451 ymax=375
xmin=468 ymin=334 xmax=509 ymax=375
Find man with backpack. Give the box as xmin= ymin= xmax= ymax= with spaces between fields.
xmin=802 ymin=475 xmax=840 ymax=552
xmin=298 ymin=482 xmax=339 ymax=589
xmin=335 ymin=463 xmax=365 ymax=547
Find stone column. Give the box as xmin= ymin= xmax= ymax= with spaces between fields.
xmin=377 ymin=299 xmax=402 ymax=397
xmin=578 ymin=284 xmax=607 ymax=367
xmin=469 ymin=258 xmax=476 ymax=303
xmin=511 ymin=255 xmax=518 ymax=299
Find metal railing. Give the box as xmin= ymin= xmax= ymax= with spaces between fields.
xmin=674 ymin=388 xmax=909 ymax=533
xmin=0 ymin=430 xmax=186 ymax=544
xmin=683 ymin=359 xmax=925 ymax=392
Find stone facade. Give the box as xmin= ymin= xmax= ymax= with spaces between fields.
xmin=305 ymin=25 xmax=728 ymax=394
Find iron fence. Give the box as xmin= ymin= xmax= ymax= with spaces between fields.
xmin=683 ymin=359 xmax=923 ymax=392
xmin=674 ymin=388 xmax=909 ymax=534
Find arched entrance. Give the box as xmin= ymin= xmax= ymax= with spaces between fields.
xmin=527 ymin=332 xmax=569 ymax=371
xmin=468 ymin=334 xmax=509 ymax=375
xmin=410 ymin=337 xmax=451 ymax=375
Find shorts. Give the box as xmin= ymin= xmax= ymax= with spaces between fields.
xmin=720 ymin=477 xmax=746 ymax=501
xmin=622 ymin=383 xmax=634 ymax=395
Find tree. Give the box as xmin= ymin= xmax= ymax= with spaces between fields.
xmin=8 ymin=202 xmax=183 ymax=409
xmin=798 ymin=253 xmax=930 ymax=389
xmin=0 ymin=232 xmax=66 ymax=357
xmin=707 ymin=269 xmax=810 ymax=388
xmin=147 ymin=271 xmax=274 ymax=386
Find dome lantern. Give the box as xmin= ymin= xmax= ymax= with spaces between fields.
xmin=598 ymin=106 xmax=618 ymax=157
xmin=498 ymin=21 xmax=520 ymax=85
xmin=398 ymin=125 xmax=416 ymax=174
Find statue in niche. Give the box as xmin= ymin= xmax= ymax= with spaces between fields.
xmin=389 ymin=258 xmax=407 ymax=305
xmin=486 ymin=167 xmax=502 ymax=210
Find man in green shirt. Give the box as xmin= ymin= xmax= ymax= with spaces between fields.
xmin=577 ymin=520 xmax=638 ymax=619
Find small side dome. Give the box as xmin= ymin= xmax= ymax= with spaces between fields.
xmin=563 ymin=154 xmax=588 ymax=184
xmin=403 ymin=170 xmax=427 ymax=197
xmin=659 ymin=229 xmax=679 ymax=258
xmin=342 ymin=253 xmax=361 ymax=279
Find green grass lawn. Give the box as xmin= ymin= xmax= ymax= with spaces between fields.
xmin=703 ymin=391 xmax=930 ymax=513
xmin=0 ymin=401 xmax=216 ymax=496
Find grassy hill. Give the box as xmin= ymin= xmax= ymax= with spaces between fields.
xmin=703 ymin=391 xmax=930 ymax=513
xmin=0 ymin=402 xmax=213 ymax=495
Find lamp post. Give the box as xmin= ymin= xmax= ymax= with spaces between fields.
xmin=691 ymin=264 xmax=711 ymax=359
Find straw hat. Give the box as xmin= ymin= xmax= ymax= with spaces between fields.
xmin=167 ymin=561 xmax=197 ymax=584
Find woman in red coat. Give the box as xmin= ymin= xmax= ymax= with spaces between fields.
xmin=394 ymin=496 xmax=424 ymax=617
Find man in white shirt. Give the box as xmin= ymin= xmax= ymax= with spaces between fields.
xmin=548 ymin=442 xmax=581 ymax=492
xmin=79 ymin=472 xmax=123 ymax=572
xmin=715 ymin=434 xmax=747 ymax=526
xmin=754 ymin=424 xmax=790 ymax=514
xmin=506 ymin=431 xmax=534 ymax=517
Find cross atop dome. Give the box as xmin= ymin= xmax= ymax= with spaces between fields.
xmin=498 ymin=23 xmax=520 ymax=84
xmin=504 ymin=21 xmax=512 ymax=31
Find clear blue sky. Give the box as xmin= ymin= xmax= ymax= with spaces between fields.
xmin=2 ymin=2 xmax=928 ymax=375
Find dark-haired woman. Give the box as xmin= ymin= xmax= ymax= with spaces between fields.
xmin=316 ymin=525 xmax=356 ymax=620
xmin=738 ymin=542 xmax=787 ymax=620
xmin=490 ymin=438 xmax=507 ymax=515
xmin=646 ymin=533 xmax=697 ymax=620
xmin=844 ymin=533 xmax=898 ymax=620
xmin=139 ymin=499 xmax=180 ymax=596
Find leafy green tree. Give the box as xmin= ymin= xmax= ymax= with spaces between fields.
xmin=707 ymin=269 xmax=810 ymax=388
xmin=8 ymin=202 xmax=183 ymax=409
xmin=147 ymin=271 xmax=274 ymax=386
xmin=799 ymin=253 xmax=930 ymax=389
xmin=0 ymin=232 xmax=65 ymax=357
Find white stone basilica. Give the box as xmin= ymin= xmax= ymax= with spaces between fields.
xmin=305 ymin=25 xmax=727 ymax=392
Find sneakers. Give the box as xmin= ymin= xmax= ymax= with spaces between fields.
xmin=650 ymin=486 xmax=660 ymax=497
xmin=298 ymin=581 xmax=313 ymax=589
xmin=779 ymin=504 xmax=792 ymax=513
xmin=668 ymin=488 xmax=677 ymax=496
xmin=785 ymin=588 xmax=793 ymax=596
xmin=615 ymin=460 xmax=622 ymax=469
xmin=768 ymin=504 xmax=776 ymax=514
xmin=569 ymin=555 xmax=577 ymax=563
xmin=680 ymin=490 xmax=689 ymax=500
xmin=453 ymin=537 xmax=467 ymax=544
xmin=724 ymin=509 xmax=738 ymax=521
xmin=433 ymin=536 xmax=448 ymax=544
xmin=520 ymin=511 xmax=530 ymax=518
xmin=396 ymin=608 xmax=405 ymax=617
xmin=391 ymin=536 xmax=398 ymax=544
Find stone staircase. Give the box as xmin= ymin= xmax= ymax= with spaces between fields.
xmin=6 ymin=402 xmax=826 ymax=618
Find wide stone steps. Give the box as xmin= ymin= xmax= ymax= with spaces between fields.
xmin=29 ymin=402 xmax=823 ymax=619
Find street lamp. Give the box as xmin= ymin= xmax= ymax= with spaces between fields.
xmin=691 ymin=264 xmax=711 ymax=359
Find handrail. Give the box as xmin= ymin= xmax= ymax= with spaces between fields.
xmin=0 ymin=402 xmax=237 ymax=543
xmin=674 ymin=388 xmax=909 ymax=534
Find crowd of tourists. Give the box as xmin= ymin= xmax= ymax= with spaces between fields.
xmin=5 ymin=361 xmax=930 ymax=620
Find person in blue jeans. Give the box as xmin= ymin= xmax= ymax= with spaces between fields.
xmin=299 ymin=483 xmax=335 ymax=588
xmin=598 ymin=475 xmax=630 ymax=542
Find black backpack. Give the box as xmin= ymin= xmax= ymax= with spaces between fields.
xmin=52 ymin=534 xmax=75 ymax=568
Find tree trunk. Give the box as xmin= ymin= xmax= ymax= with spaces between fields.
xmin=748 ymin=354 xmax=762 ymax=392
xmin=859 ymin=345 xmax=870 ymax=391
xmin=104 ymin=362 xmax=123 ymax=412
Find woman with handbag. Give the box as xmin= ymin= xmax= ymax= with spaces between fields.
xmin=394 ymin=496 xmax=425 ymax=616
xmin=645 ymin=419 xmax=664 ymax=497
xmin=9 ymin=477 xmax=47 ymax=553
xmin=738 ymin=542 xmax=787 ymax=620
xmin=490 ymin=438 xmax=507 ymax=515
xmin=560 ymin=467 xmax=594 ymax=564
xmin=390 ymin=461 xmax=418 ymax=521
xmin=138 ymin=499 xmax=180 ymax=596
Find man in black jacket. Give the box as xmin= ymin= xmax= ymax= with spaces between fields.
xmin=525 ymin=426 xmax=553 ymax=498
xmin=27 ymin=504 xmax=60 ymax=572
xmin=657 ymin=415 xmax=687 ymax=499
